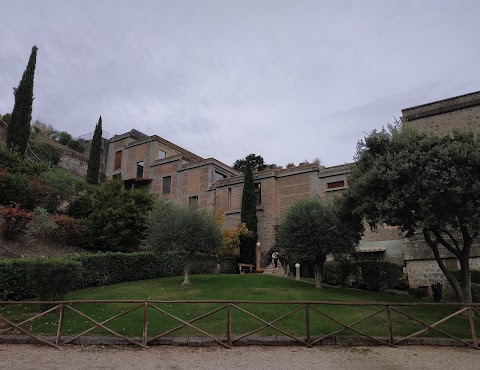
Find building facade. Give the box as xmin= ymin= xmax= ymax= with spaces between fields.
xmin=104 ymin=129 xmax=350 ymax=256
xmin=103 ymin=90 xmax=480 ymax=297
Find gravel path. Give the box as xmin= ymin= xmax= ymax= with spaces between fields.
xmin=0 ymin=344 xmax=479 ymax=370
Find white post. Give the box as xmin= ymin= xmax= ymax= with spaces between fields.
xmin=295 ymin=263 xmax=300 ymax=281
xmin=255 ymin=242 xmax=261 ymax=270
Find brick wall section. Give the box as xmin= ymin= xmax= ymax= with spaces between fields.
xmin=402 ymin=91 xmax=480 ymax=136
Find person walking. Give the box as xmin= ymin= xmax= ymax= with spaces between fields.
xmin=272 ymin=251 xmax=279 ymax=269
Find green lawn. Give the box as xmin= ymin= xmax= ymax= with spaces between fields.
xmin=1 ymin=274 xmax=478 ymax=340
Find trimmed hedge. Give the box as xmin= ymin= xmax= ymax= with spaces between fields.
xmin=351 ymin=261 xmax=402 ymax=291
xmin=0 ymin=258 xmax=82 ymax=301
xmin=0 ymin=252 xmax=238 ymax=301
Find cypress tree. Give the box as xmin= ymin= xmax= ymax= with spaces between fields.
xmin=7 ymin=45 xmax=38 ymax=155
xmin=240 ymin=159 xmax=258 ymax=263
xmin=86 ymin=116 xmax=102 ymax=185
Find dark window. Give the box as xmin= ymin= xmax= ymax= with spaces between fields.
xmin=159 ymin=150 xmax=166 ymax=159
xmin=163 ymin=176 xmax=171 ymax=194
xmin=327 ymin=180 xmax=345 ymax=189
xmin=114 ymin=151 xmax=122 ymax=170
xmin=254 ymin=183 xmax=261 ymax=205
xmin=189 ymin=196 xmax=198 ymax=209
xmin=228 ymin=187 xmax=232 ymax=208
xmin=137 ymin=161 xmax=144 ymax=178
xmin=214 ymin=170 xmax=227 ymax=182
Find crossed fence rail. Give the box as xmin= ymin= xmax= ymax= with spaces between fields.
xmin=0 ymin=300 xmax=479 ymax=349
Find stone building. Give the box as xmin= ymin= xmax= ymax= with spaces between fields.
xmin=103 ymin=90 xmax=480 ymax=296
xmin=104 ymin=129 xmax=350 ymax=257
xmin=400 ymin=91 xmax=480 ymax=296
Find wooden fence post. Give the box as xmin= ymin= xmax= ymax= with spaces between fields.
xmin=227 ymin=303 xmax=232 ymax=346
xmin=56 ymin=304 xmax=64 ymax=347
xmin=386 ymin=305 xmax=394 ymax=345
xmin=306 ymin=303 xmax=311 ymax=345
xmin=468 ymin=306 xmax=478 ymax=348
xmin=143 ymin=302 xmax=149 ymax=347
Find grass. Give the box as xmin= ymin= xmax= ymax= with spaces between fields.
xmin=1 ymin=274 xmax=478 ymax=340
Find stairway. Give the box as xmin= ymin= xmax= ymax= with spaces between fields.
xmin=262 ymin=261 xmax=285 ymax=276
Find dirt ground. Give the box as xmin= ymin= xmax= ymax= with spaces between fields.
xmin=0 ymin=236 xmax=87 ymax=259
xmin=0 ymin=344 xmax=479 ymax=370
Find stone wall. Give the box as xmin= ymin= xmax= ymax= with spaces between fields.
xmin=402 ymin=91 xmax=480 ymax=136
xmin=406 ymin=257 xmax=480 ymax=299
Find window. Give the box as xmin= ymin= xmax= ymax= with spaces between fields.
xmin=189 ymin=196 xmax=198 ymax=209
xmin=136 ymin=161 xmax=144 ymax=178
xmin=214 ymin=170 xmax=227 ymax=182
xmin=254 ymin=183 xmax=261 ymax=205
xmin=159 ymin=150 xmax=166 ymax=159
xmin=163 ymin=176 xmax=171 ymax=194
xmin=113 ymin=173 xmax=121 ymax=180
xmin=228 ymin=188 xmax=232 ymax=208
xmin=327 ymin=180 xmax=345 ymax=189
xmin=114 ymin=151 xmax=122 ymax=170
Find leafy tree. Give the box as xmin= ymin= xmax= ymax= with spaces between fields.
xmin=233 ymin=154 xmax=275 ymax=172
xmin=343 ymin=124 xmax=480 ymax=303
xmin=2 ymin=114 xmax=11 ymax=125
xmin=57 ymin=131 xmax=72 ymax=146
xmin=276 ymin=198 xmax=357 ymax=288
xmin=145 ymin=199 xmax=222 ymax=285
xmin=86 ymin=179 xmax=154 ymax=251
xmin=240 ymin=160 xmax=257 ymax=263
xmin=87 ymin=116 xmax=102 ymax=184
xmin=7 ymin=46 xmax=38 ymax=155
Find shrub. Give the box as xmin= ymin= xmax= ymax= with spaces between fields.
xmin=0 ymin=252 xmax=238 ymax=301
xmin=67 ymin=195 xmax=93 ymax=219
xmin=29 ymin=258 xmax=83 ymax=301
xmin=28 ymin=142 xmax=61 ymax=165
xmin=409 ymin=287 xmax=427 ymax=299
xmin=39 ymin=168 xmax=79 ymax=201
xmin=351 ymin=261 xmax=402 ymax=291
xmin=450 ymin=270 xmax=480 ymax=284
xmin=0 ymin=172 xmax=32 ymax=207
xmin=26 ymin=207 xmax=58 ymax=239
xmin=67 ymin=139 xmax=84 ymax=153
xmin=53 ymin=215 xmax=83 ymax=245
xmin=323 ymin=262 xmax=342 ymax=286
xmin=0 ymin=149 xmax=49 ymax=176
xmin=323 ymin=258 xmax=352 ymax=286
xmin=1 ymin=202 xmax=32 ymax=240
xmin=0 ymin=259 xmax=35 ymax=300
xmin=57 ymin=131 xmax=72 ymax=145
xmin=472 ymin=283 xmax=480 ymax=303
xmin=0 ymin=258 xmax=82 ymax=301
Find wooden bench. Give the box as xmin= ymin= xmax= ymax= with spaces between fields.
xmin=238 ymin=263 xmax=254 ymax=274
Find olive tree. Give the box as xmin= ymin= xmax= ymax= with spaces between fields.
xmin=344 ymin=124 xmax=480 ymax=303
xmin=145 ymin=199 xmax=222 ymax=285
xmin=276 ymin=197 xmax=357 ymax=288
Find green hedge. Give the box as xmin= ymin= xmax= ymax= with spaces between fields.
xmin=0 ymin=258 xmax=82 ymax=301
xmin=472 ymin=283 xmax=480 ymax=303
xmin=0 ymin=252 xmax=238 ymax=301
xmin=351 ymin=261 xmax=402 ymax=291
xmin=450 ymin=270 xmax=480 ymax=284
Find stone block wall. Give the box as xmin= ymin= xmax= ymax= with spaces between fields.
xmin=406 ymin=257 xmax=480 ymax=300
xmin=402 ymin=91 xmax=480 ymax=136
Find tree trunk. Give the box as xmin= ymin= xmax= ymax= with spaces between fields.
xmin=423 ymin=228 xmax=467 ymax=303
xmin=182 ymin=253 xmax=193 ymax=285
xmin=314 ymin=263 xmax=322 ymax=288
xmin=459 ymin=254 xmax=472 ymax=303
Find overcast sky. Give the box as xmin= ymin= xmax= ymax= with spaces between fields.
xmin=1 ymin=1 xmax=479 ymax=167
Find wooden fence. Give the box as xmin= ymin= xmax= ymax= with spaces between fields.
xmin=0 ymin=300 xmax=479 ymax=349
